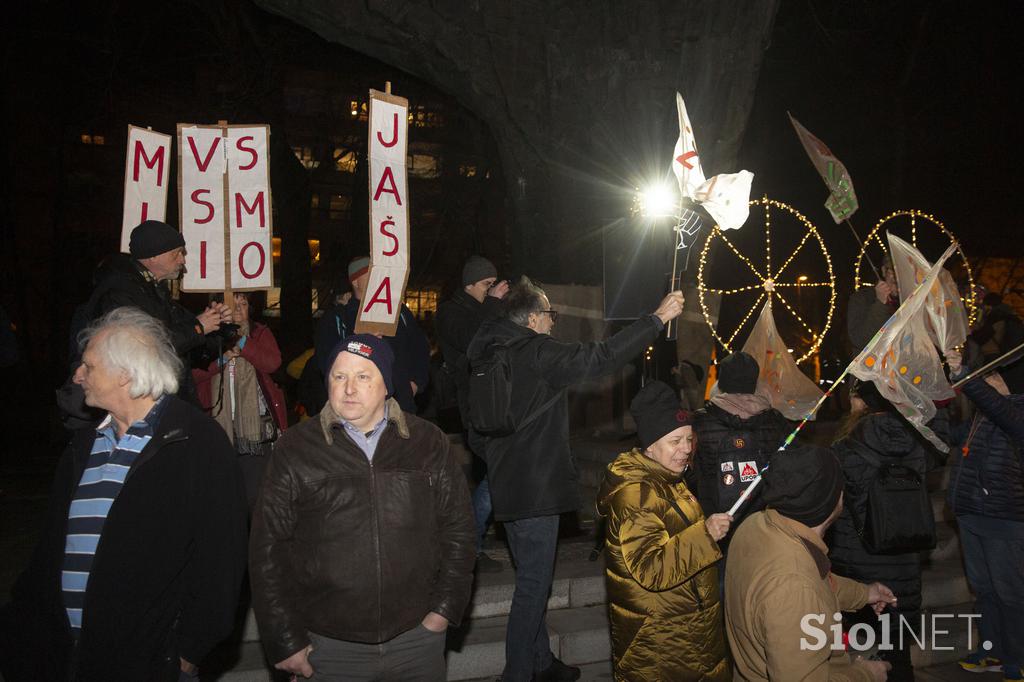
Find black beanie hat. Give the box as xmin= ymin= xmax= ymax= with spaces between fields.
xmin=718 ymin=351 xmax=760 ymax=394
xmin=630 ymin=380 xmax=694 ymax=449
xmin=850 ymin=378 xmax=891 ymax=413
xmin=129 ymin=220 xmax=185 ymax=259
xmin=462 ymin=256 xmax=498 ymax=286
xmin=324 ymin=334 xmax=395 ymax=397
xmin=762 ymin=444 xmax=844 ymax=527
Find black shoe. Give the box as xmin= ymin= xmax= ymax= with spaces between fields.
xmin=532 ymin=657 xmax=581 ymax=681
xmin=475 ymin=552 xmax=504 ymax=573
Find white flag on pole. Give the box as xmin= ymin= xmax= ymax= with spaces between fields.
xmin=672 ymin=92 xmax=753 ymax=231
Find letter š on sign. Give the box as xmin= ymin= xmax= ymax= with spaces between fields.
xmin=120 ymin=125 xmax=172 ymax=253
xmin=178 ymin=124 xmax=274 ymax=292
xmin=356 ymin=88 xmax=410 ymax=336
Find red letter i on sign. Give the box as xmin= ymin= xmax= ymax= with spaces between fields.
xmin=200 ymin=240 xmax=207 ymax=279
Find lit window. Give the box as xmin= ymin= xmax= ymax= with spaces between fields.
xmin=459 ymin=165 xmax=477 ymax=177
xmin=292 ymin=146 xmax=319 ymax=170
xmin=310 ymin=194 xmax=320 ymax=209
xmin=405 ymin=289 xmax=439 ymax=318
xmin=80 ymin=134 xmax=92 ymax=144
xmin=93 ymin=135 xmax=105 ymax=145
xmin=334 ymin=149 xmax=357 ymax=173
xmin=408 ymin=154 xmax=439 ymax=179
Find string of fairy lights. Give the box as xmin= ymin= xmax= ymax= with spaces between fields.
xmin=854 ymin=209 xmax=978 ymax=325
xmin=697 ymin=196 xmax=836 ymax=365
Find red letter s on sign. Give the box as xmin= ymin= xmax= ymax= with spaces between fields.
xmin=380 ymin=217 xmax=399 ymax=256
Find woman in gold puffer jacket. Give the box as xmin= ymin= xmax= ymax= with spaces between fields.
xmin=597 ymin=381 xmax=733 ymax=681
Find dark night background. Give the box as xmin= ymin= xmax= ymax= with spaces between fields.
xmin=2 ymin=0 xmax=1021 ymax=445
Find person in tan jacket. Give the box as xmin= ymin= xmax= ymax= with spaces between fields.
xmin=598 ymin=381 xmax=734 ymax=681
xmin=725 ymin=444 xmax=896 ymax=682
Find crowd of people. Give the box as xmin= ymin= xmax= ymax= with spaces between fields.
xmin=0 ymin=219 xmax=1022 ymax=682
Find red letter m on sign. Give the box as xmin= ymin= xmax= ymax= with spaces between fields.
xmin=235 ymin=192 xmax=266 ymax=228
xmin=133 ymin=141 xmax=165 ymax=186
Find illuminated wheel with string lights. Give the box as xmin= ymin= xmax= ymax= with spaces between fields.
xmin=697 ymin=196 xmax=836 ymax=365
xmin=854 ymin=209 xmax=977 ymax=324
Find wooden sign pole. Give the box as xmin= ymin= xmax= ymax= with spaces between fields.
xmin=218 ymin=120 xmax=234 ymax=316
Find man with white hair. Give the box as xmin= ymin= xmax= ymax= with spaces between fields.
xmin=0 ymin=307 xmax=248 ymax=682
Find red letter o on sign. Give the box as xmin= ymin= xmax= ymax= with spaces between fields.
xmin=238 ymin=241 xmax=266 ymax=279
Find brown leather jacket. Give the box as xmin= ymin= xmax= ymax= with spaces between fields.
xmin=249 ymin=398 xmax=476 ymax=663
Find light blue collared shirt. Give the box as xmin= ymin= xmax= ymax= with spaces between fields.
xmin=341 ymin=403 xmax=389 ymax=461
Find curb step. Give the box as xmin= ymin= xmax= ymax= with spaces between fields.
xmin=448 ymin=605 xmax=609 ymax=681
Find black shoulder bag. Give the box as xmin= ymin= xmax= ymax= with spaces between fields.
xmin=849 ymin=447 xmax=936 ymax=554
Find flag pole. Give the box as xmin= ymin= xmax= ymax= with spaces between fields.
xmin=844 ymin=217 xmax=881 ymax=280
xmin=666 ymin=206 xmax=682 ymax=340
xmin=951 ymin=340 xmax=1024 ymax=389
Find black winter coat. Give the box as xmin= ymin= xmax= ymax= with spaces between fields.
xmin=435 ymin=290 xmax=502 ymax=423
xmin=0 ymin=397 xmax=249 ymax=682
xmin=467 ymin=315 xmax=661 ymax=521
xmin=948 ymin=378 xmax=1024 ymax=522
xmin=314 ymin=298 xmax=430 ymax=413
xmin=830 ymin=412 xmax=930 ymax=612
xmin=693 ymin=402 xmax=791 ymax=546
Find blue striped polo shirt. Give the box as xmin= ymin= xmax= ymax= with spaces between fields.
xmin=61 ymin=396 xmax=167 ymax=634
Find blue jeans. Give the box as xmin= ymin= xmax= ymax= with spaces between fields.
xmin=958 ymin=516 xmax=1024 ymax=666
xmin=472 ymin=477 xmax=493 ymax=554
xmin=502 ymin=515 xmax=559 ymax=682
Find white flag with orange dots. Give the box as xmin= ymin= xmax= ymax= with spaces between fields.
xmin=849 ymin=238 xmax=959 ymax=452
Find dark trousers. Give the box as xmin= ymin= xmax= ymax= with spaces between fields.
xmin=843 ymin=606 xmax=915 ymax=682
xmin=959 ymin=517 xmax=1024 ymax=666
xmin=503 ymin=514 xmax=559 ymax=682
xmin=306 ymin=624 xmax=446 ymax=681
xmin=472 ymin=477 xmax=493 ymax=553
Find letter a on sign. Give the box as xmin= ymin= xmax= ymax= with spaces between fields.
xmin=120 ymin=125 xmax=172 ymax=252
xmin=356 ymin=87 xmax=411 ymax=336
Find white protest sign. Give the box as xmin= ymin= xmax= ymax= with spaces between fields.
xmin=226 ymin=126 xmax=273 ymax=289
xmin=178 ymin=123 xmax=273 ymax=292
xmin=356 ymin=88 xmax=410 ymax=335
xmin=120 ymin=125 xmax=172 ymax=252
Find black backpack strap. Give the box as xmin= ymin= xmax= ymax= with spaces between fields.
xmin=507 ymin=334 xmax=563 ymax=430
xmin=518 ymin=389 xmax=564 ymax=430
xmin=667 ymin=497 xmax=692 ymax=525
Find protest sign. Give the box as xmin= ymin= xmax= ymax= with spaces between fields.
xmin=178 ymin=123 xmax=273 ymax=292
xmin=355 ymin=86 xmax=410 ymax=335
xmin=120 ymin=125 xmax=171 ymax=252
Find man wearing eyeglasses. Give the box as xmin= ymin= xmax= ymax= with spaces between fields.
xmin=467 ymin=277 xmax=684 ymax=682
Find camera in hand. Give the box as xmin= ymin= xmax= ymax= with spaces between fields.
xmin=215 ymin=322 xmax=240 ymax=340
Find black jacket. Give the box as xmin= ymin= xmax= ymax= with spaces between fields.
xmin=249 ymin=399 xmax=475 ymax=663
xmin=314 ymin=298 xmax=430 ymax=412
xmin=467 ymin=315 xmax=661 ymax=521
xmin=830 ymin=411 xmax=930 ymax=612
xmin=948 ymin=378 xmax=1024 ymax=522
xmin=693 ymin=401 xmax=791 ymax=546
xmin=435 ymin=290 xmax=502 ymax=423
xmin=0 ymin=397 xmax=249 ymax=682
xmin=84 ymin=255 xmax=206 ymax=360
